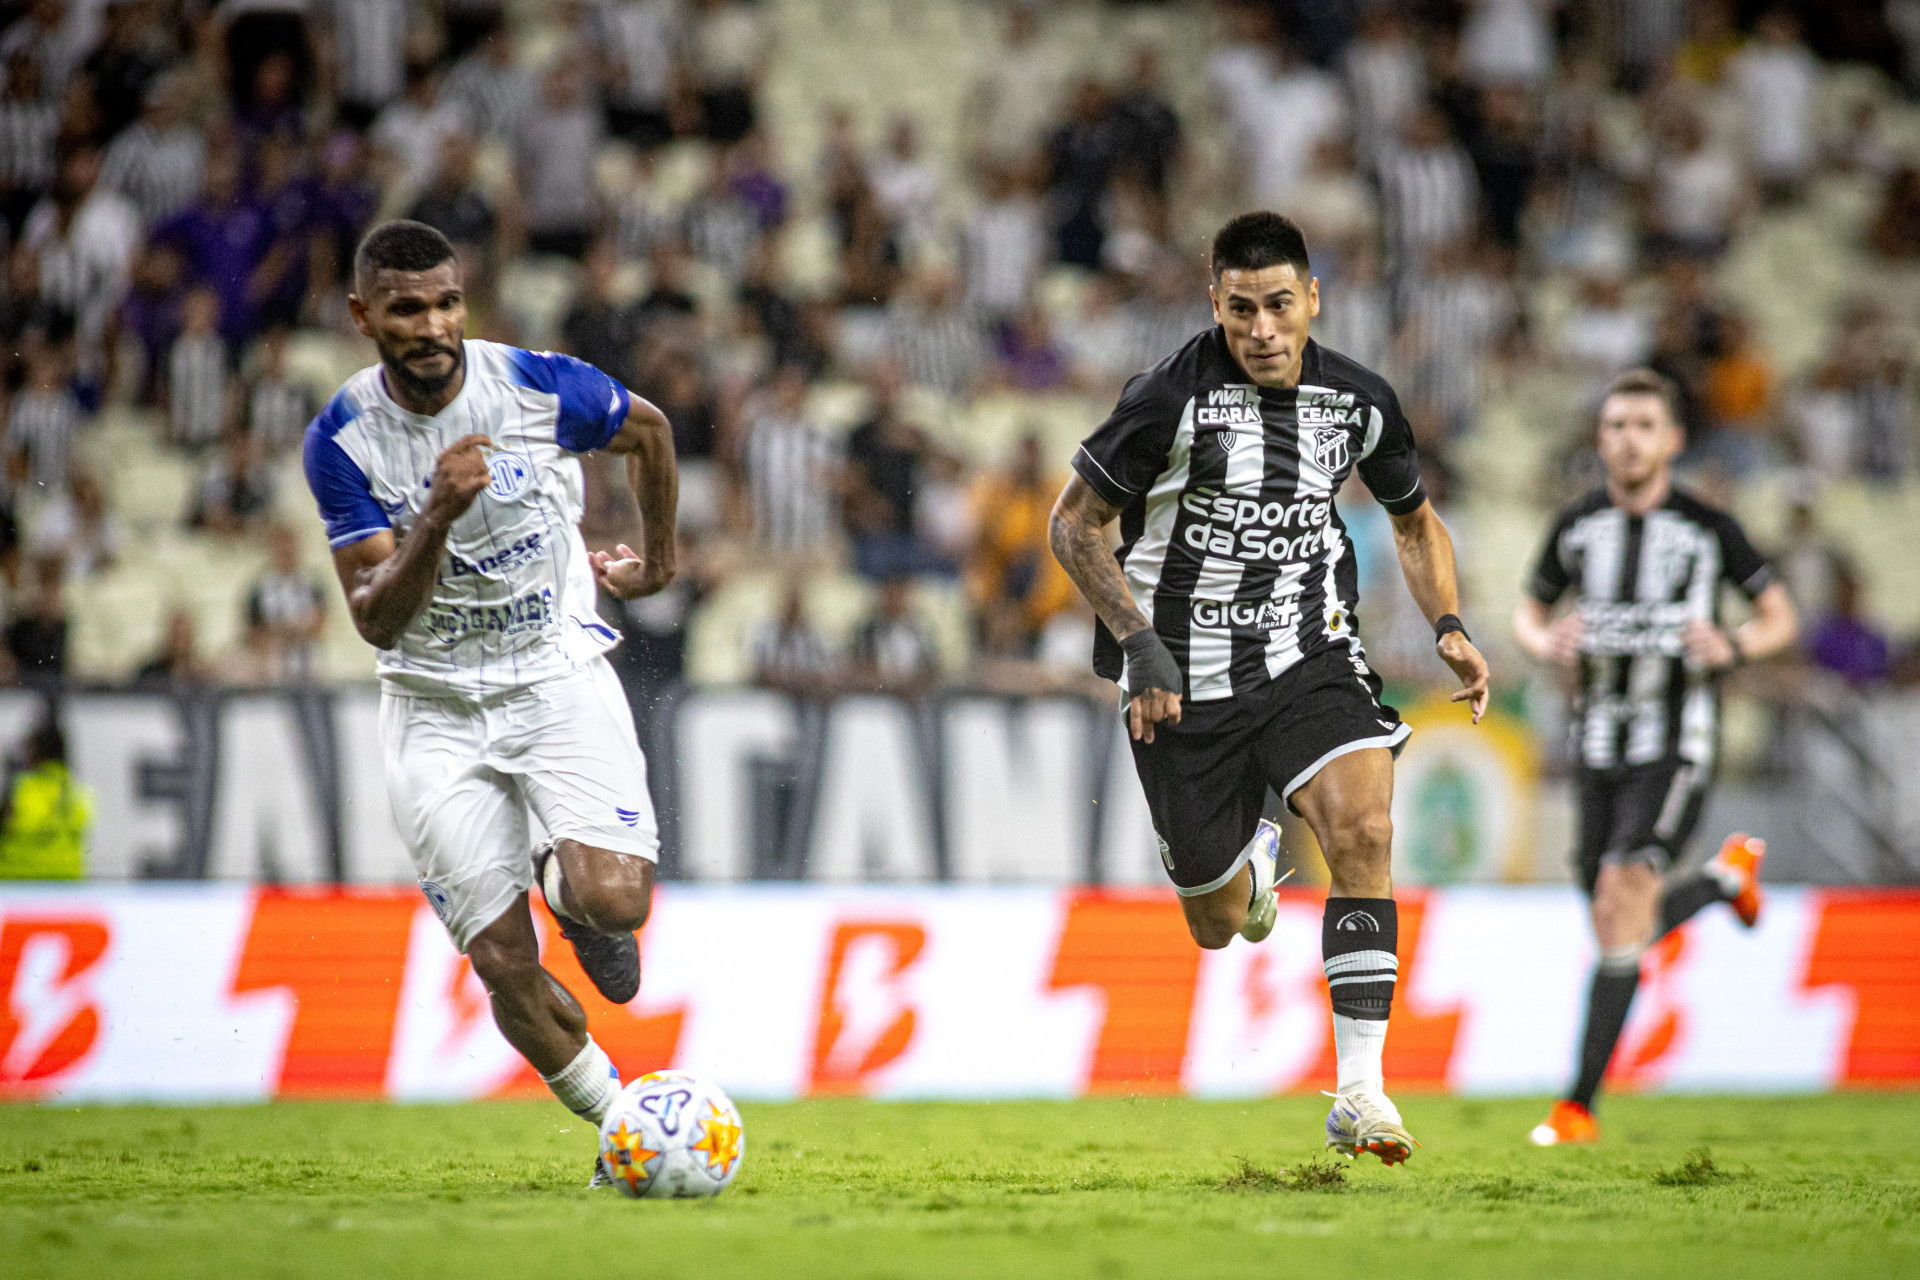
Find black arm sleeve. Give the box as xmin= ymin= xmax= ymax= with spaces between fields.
xmin=1714 ymin=513 xmax=1776 ymax=599
xmin=1527 ymin=515 xmax=1573 ymax=605
xmin=1354 ymin=383 xmax=1427 ymax=516
xmin=1071 ymin=370 xmax=1183 ymax=509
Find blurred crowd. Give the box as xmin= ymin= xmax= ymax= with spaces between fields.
xmin=1 ymin=0 xmax=1918 ymax=701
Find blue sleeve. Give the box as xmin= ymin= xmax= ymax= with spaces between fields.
xmin=302 ymin=418 xmax=390 ymax=549
xmin=504 ymin=348 xmax=631 ymax=453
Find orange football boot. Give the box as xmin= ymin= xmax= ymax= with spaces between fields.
xmin=1709 ymin=833 xmax=1766 ymax=929
xmin=1528 ymin=1099 xmax=1599 ymax=1147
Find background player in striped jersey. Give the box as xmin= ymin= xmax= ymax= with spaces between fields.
xmin=1049 ymin=213 xmax=1490 ymax=1164
xmin=1514 ymin=369 xmax=1797 ymax=1146
xmin=303 ymin=222 xmax=678 ymax=1181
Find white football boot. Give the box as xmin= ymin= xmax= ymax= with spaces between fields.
xmin=1238 ymin=819 xmax=1287 ymax=943
xmin=588 ymin=1154 xmax=615 ymax=1190
xmin=1324 ymin=1087 xmax=1417 ymax=1166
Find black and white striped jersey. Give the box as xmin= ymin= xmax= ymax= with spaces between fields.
xmin=1072 ymin=331 xmax=1427 ymax=729
xmin=1528 ymin=488 xmax=1774 ymax=771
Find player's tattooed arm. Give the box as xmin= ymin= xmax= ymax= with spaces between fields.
xmin=1050 ymin=474 xmax=1183 ymax=741
xmin=1048 ymin=474 xmax=1147 ymax=641
xmin=332 ymin=433 xmax=493 ymax=649
xmin=593 ymin=394 xmax=678 ymax=599
xmin=1388 ymin=499 xmax=1492 ymax=723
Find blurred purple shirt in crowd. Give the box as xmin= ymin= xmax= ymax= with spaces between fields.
xmin=153 ymin=200 xmax=271 ymax=346
xmin=1807 ymin=613 xmax=1893 ymax=685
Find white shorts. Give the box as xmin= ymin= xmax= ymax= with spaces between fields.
xmin=381 ymin=656 xmax=659 ymax=952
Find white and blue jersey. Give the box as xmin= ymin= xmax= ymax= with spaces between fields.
xmin=303 ymin=339 xmax=631 ymax=701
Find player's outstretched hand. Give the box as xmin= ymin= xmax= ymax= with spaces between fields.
xmin=592 ymin=543 xmax=674 ymax=600
xmin=1439 ymin=631 xmax=1491 ymax=724
xmin=425 ymin=434 xmax=494 ymax=527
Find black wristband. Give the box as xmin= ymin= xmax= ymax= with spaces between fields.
xmin=1434 ymin=613 xmax=1470 ymax=645
xmin=1120 ymin=627 xmax=1183 ymax=697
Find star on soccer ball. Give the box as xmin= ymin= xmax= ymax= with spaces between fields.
xmin=605 ymin=1120 xmax=660 ymax=1192
xmin=690 ymin=1105 xmax=742 ymax=1177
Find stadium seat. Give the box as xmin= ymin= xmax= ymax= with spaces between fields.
xmin=685 ymin=562 xmax=973 ymax=688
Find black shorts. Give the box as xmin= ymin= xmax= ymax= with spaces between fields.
xmin=1573 ymin=760 xmax=1712 ymax=895
xmin=1127 ymin=647 xmax=1409 ymax=896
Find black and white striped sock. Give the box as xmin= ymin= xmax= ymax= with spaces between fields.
xmin=1323 ymin=897 xmax=1400 ymax=1094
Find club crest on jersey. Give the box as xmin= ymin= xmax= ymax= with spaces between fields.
xmin=486 ymin=452 xmax=531 ymax=500
xmin=419 ymin=880 xmax=454 ymax=925
xmin=1216 ymin=428 xmax=1240 ymax=453
xmin=1313 ymin=426 xmax=1349 ymax=473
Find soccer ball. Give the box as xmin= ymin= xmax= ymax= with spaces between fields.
xmin=598 ymin=1070 xmax=745 ymax=1199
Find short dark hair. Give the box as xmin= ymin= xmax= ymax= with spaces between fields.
xmin=354 ymin=220 xmax=457 ymax=285
xmin=1210 ymin=211 xmax=1311 ymax=279
xmin=1600 ymin=368 xmax=1682 ymax=426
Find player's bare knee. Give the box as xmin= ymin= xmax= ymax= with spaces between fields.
xmin=1186 ymin=913 xmax=1237 ymax=949
xmin=1592 ymin=867 xmax=1657 ymax=948
xmin=1594 ymin=861 xmax=1657 ymax=907
xmin=1325 ymin=808 xmax=1393 ymax=865
xmin=1186 ymin=900 xmax=1236 ymax=947
xmin=585 ymin=885 xmax=651 ymax=934
xmin=1181 ymin=894 xmax=1241 ymax=950
xmin=1592 ymin=887 xmax=1627 ymax=933
xmin=1591 ymin=900 xmax=1626 ymax=947
xmin=561 ymin=844 xmax=654 ymax=933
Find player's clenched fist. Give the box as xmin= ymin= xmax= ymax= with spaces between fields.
xmin=591 ymin=542 xmax=674 ymax=600
xmin=424 ymin=433 xmax=495 ymax=527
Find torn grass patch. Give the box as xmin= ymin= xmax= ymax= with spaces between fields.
xmin=1218 ymin=1155 xmax=1348 ymax=1194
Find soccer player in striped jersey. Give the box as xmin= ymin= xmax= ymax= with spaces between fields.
xmin=1514 ymin=369 xmax=1797 ymax=1146
xmin=1049 ymin=213 xmax=1490 ymax=1164
xmin=303 ymin=222 xmax=678 ymax=1182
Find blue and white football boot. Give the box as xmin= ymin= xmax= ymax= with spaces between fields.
xmin=1238 ymin=819 xmax=1286 ymax=943
xmin=1324 ymin=1088 xmax=1417 ymax=1166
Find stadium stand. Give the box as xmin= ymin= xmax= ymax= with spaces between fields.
xmin=3 ymin=0 xmax=1919 ymax=867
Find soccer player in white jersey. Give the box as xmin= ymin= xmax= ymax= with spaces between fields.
xmin=303 ymin=222 xmax=678 ymax=1179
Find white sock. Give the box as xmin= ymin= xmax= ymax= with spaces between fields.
xmin=1333 ymin=1014 xmax=1389 ymax=1095
xmin=540 ymin=849 xmax=574 ymax=922
xmin=541 ymin=1036 xmax=619 ymax=1125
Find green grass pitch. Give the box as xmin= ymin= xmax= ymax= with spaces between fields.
xmin=4 ymin=1095 xmax=1918 ymax=1279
